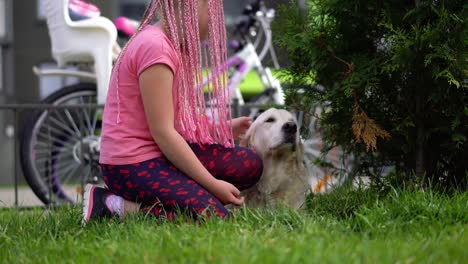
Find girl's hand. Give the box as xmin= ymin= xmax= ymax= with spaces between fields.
xmin=210 ymin=180 xmax=245 ymax=205
xmin=231 ymin=117 xmax=252 ymax=140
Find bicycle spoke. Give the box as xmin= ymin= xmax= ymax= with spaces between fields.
xmin=64 ymin=109 xmax=82 ymax=138
xmin=91 ymin=110 xmax=100 ymax=136
xmin=79 ymin=97 xmax=93 ymax=134
xmin=59 ymin=163 xmax=83 ymax=185
xmin=46 ymin=114 xmax=80 ymax=138
xmin=34 ymin=140 xmax=55 ymax=148
xmin=35 ymin=131 xmax=77 ymax=149
xmin=37 ymin=159 xmax=80 ymax=176
xmin=304 ymin=149 xmax=321 ymax=159
xmin=54 ymin=162 xmax=83 ymax=184
xmin=32 ymin=147 xmax=74 ymax=158
xmin=37 ymin=118 xmax=77 ymax=138
xmin=84 ymin=96 xmax=100 ymax=136
xmin=36 ymin=127 xmax=77 ymax=142
xmin=34 ymin=143 xmax=74 ymax=155
xmin=42 ymin=166 xmax=81 ymax=187
xmin=33 ymin=149 xmax=75 ymax=162
xmin=34 ymin=156 xmax=76 ymax=168
xmin=34 ymin=146 xmax=75 ymax=159
xmin=51 ymin=110 xmax=82 ymax=137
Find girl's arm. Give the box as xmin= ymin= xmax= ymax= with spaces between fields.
xmin=139 ymin=64 xmax=244 ymax=206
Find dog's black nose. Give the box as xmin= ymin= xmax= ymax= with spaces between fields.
xmin=282 ymin=122 xmax=297 ymax=134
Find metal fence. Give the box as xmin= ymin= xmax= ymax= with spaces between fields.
xmin=0 ymin=103 xmax=105 ymax=208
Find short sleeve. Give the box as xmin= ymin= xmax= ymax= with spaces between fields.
xmin=131 ymin=32 xmax=178 ymax=77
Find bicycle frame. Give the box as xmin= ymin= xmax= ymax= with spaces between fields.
xmin=33 ymin=65 xmax=96 ymax=82
xmin=224 ymin=43 xmax=284 ymax=106
xmin=203 ymin=4 xmax=284 ymax=114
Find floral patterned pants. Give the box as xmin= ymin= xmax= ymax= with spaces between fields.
xmin=101 ymin=143 xmax=263 ymax=220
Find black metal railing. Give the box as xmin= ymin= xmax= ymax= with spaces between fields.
xmin=0 ymin=104 xmax=105 ymax=208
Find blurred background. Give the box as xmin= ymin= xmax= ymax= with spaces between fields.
xmin=0 ymin=0 xmax=304 ymax=185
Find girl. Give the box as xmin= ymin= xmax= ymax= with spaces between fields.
xmin=82 ymin=0 xmax=263 ymax=223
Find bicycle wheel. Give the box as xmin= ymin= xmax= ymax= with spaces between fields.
xmin=20 ymin=83 xmax=102 ymax=205
xmin=301 ymin=105 xmax=354 ymax=193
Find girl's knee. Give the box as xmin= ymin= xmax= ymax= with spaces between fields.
xmin=251 ymin=151 xmax=263 ymax=180
xmin=240 ymin=149 xmax=263 ymax=188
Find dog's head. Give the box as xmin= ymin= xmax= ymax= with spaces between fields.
xmin=240 ymin=108 xmax=301 ymax=157
xmin=240 ymin=108 xmax=309 ymax=208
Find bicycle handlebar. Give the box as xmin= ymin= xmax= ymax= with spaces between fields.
xmin=235 ymin=0 xmax=264 ymax=35
xmin=234 ymin=0 xmax=279 ymax=68
xmin=243 ymin=0 xmax=262 ymax=15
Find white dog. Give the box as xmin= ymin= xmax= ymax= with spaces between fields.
xmin=239 ymin=108 xmax=311 ymax=209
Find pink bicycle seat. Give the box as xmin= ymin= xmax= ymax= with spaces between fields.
xmin=114 ymin=16 xmax=139 ymax=37
xmin=69 ymin=0 xmax=101 ymax=18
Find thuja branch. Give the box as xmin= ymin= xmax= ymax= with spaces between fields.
xmin=352 ymin=92 xmax=391 ymax=152
xmin=315 ymin=35 xmax=355 ymax=78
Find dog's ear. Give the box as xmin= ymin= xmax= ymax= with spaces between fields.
xmin=239 ymin=123 xmax=257 ymax=149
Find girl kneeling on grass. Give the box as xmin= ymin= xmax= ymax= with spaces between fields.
xmin=82 ymin=0 xmax=263 ymax=224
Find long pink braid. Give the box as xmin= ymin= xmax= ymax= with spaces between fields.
xmin=113 ymin=0 xmax=233 ymax=147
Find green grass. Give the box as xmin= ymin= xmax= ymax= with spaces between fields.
xmin=0 ymin=188 xmax=466 ymax=264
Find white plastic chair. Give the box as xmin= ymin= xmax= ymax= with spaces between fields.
xmin=43 ymin=0 xmax=118 ymax=104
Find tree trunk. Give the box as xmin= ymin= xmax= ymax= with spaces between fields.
xmin=415 ymin=98 xmax=425 ymax=180
xmin=414 ymin=0 xmax=425 ymax=180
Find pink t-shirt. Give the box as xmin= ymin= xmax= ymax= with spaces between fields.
xmin=99 ymin=25 xmax=179 ymax=165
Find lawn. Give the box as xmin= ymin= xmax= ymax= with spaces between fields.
xmin=0 ymin=187 xmax=466 ymax=264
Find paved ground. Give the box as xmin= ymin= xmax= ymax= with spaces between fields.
xmin=0 ymin=187 xmax=44 ymax=207
xmin=0 ymin=186 xmax=80 ymax=208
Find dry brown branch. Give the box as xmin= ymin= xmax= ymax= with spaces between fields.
xmin=352 ymin=102 xmax=391 ymax=152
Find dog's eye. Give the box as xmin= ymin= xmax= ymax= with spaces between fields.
xmin=265 ymin=117 xmax=276 ymax=123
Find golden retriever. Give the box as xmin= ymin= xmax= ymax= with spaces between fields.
xmin=239 ymin=108 xmax=311 ymax=209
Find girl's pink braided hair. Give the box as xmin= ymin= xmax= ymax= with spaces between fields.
xmin=114 ymin=0 xmax=233 ymax=147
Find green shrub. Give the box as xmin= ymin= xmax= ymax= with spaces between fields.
xmin=275 ymin=0 xmax=467 ymax=190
